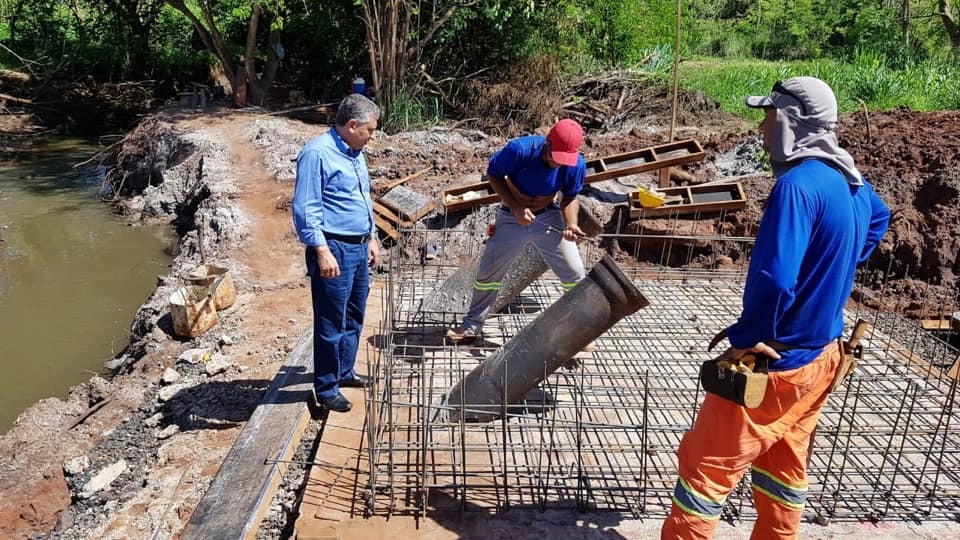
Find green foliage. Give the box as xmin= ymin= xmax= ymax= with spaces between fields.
xmin=660 ymin=54 xmax=960 ymax=119
xmin=2 ymin=0 xmax=959 ymax=119
xmin=381 ymin=89 xmax=442 ymax=134
xmin=0 ymin=0 xmax=171 ymax=80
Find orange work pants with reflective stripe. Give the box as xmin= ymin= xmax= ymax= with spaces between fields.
xmin=661 ymin=342 xmax=842 ymax=540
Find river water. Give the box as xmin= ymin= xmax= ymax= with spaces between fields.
xmin=0 ymin=138 xmax=172 ymax=434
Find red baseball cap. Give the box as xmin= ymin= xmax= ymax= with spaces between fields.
xmin=547 ymin=119 xmax=583 ymax=167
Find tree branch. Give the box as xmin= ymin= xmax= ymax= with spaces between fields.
xmin=409 ymin=0 xmax=480 ymax=58
xmin=940 ymin=0 xmax=960 ymax=51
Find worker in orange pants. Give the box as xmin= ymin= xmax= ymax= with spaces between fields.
xmin=662 ymin=76 xmax=889 ymax=539
xmin=661 ymin=343 xmax=841 ymax=539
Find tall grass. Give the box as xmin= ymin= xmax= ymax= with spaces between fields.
xmin=653 ymin=52 xmax=960 ymax=119
xmin=381 ymin=90 xmax=443 ymax=134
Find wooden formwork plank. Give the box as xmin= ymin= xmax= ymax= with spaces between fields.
xmin=583 ymin=139 xmax=706 ymax=183
xmin=373 ymin=200 xmax=413 ymax=228
xmin=628 ymin=182 xmax=747 ymax=218
xmin=294 ymin=282 xmax=385 ymax=539
xmin=182 ymin=331 xmax=314 ymax=540
xmin=373 ymin=212 xmax=400 ymax=241
xmin=439 ymin=139 xmax=706 ymax=213
xmin=373 ymin=165 xmax=433 ymax=194
xmin=921 ymin=319 xmax=954 ymax=331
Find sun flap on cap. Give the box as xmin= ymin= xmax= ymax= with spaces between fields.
xmin=746 ymin=95 xmax=774 ymax=108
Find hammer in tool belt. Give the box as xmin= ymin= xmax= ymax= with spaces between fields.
xmin=806 ymin=319 xmax=869 ymax=469
xmin=831 ymin=319 xmax=868 ymax=392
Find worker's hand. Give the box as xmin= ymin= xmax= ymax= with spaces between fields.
xmin=368 ymin=240 xmax=380 ymax=269
xmin=730 ymin=342 xmax=781 ymax=361
xmin=512 ymin=206 xmax=535 ymax=226
xmin=316 ymin=245 xmax=340 ymax=279
xmin=562 ymin=224 xmax=585 ymax=242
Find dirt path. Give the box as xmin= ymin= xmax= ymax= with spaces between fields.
xmin=0 ymin=112 xmax=319 ymax=539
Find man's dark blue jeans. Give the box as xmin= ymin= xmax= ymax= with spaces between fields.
xmin=305 ymin=240 xmax=370 ymax=399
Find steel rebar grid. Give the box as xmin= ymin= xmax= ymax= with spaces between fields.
xmin=365 ymin=224 xmax=960 ymax=524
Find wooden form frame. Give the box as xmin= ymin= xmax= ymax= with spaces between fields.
xmin=584 ymin=139 xmax=705 ymax=183
xmin=372 ymin=200 xmax=408 ymax=241
xmin=373 ymin=185 xmax=437 ymax=241
xmin=439 ymin=139 xmax=706 ymax=213
xmin=440 ymin=180 xmax=498 ymax=213
xmin=628 ymin=182 xmax=747 ymax=218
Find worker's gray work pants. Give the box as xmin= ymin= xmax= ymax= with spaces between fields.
xmin=461 ymin=206 xmax=585 ymax=332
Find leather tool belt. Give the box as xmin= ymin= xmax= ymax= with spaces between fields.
xmin=700 ymin=327 xmax=771 ymax=408
xmin=701 ymin=322 xmax=866 ymax=408
xmin=700 ymin=348 xmax=770 ymax=408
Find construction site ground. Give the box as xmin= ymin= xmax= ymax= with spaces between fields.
xmin=0 ymin=90 xmax=958 ymax=539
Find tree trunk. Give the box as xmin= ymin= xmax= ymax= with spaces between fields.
xmin=242 ymin=4 xmax=260 ymax=104
xmin=365 ymin=0 xmax=409 ymax=108
xmin=902 ymin=0 xmax=910 ymax=48
xmin=358 ymin=0 xmax=478 ymax=115
xmin=242 ymin=4 xmax=282 ymax=106
xmin=254 ymin=27 xmax=283 ymax=102
xmin=164 ymin=0 xmax=237 ymax=97
xmin=941 ymin=0 xmax=960 ymax=52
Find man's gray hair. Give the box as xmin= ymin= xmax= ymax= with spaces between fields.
xmin=335 ymin=93 xmax=380 ymax=127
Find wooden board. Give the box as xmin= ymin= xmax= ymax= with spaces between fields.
xmin=921 ymin=319 xmax=954 ymax=331
xmin=439 ymin=140 xmax=706 ymax=213
xmin=373 ymin=214 xmax=399 ymax=241
xmin=584 ymin=139 xmax=706 ymax=183
xmin=377 ymin=185 xmax=437 ymax=222
xmin=373 ymin=165 xmax=433 ymax=194
xmin=373 ymin=200 xmax=412 ymax=227
xmin=628 ymin=182 xmax=747 ymax=218
xmin=440 ymin=180 xmax=498 ymax=212
xmin=181 ymin=331 xmax=314 ymax=540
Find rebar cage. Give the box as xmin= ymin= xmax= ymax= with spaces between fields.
xmin=363 ymin=215 xmax=960 ymax=525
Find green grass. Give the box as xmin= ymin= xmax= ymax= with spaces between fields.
xmin=381 ymin=90 xmax=443 ymax=134
xmin=651 ymin=53 xmax=960 ymax=120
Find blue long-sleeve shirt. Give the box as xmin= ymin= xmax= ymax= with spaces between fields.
xmin=487 ymin=136 xmax=585 ymax=197
xmin=727 ymin=159 xmax=890 ymax=371
xmin=292 ymin=128 xmax=374 ymax=247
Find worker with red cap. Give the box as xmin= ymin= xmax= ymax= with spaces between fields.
xmin=447 ymin=119 xmax=588 ymax=342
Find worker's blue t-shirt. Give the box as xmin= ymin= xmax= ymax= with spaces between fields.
xmin=486 ymin=135 xmax=586 ymax=198
xmin=726 ymin=159 xmax=890 ymax=371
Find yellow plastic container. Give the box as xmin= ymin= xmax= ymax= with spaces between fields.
xmin=636 ymin=187 xmax=667 ymax=208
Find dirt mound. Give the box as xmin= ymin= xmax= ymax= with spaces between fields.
xmin=837 ymin=109 xmax=960 ymax=317
xmin=455 ymin=60 xmax=743 ymax=138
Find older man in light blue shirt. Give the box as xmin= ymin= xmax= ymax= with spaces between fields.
xmin=292 ymin=93 xmax=380 ymax=413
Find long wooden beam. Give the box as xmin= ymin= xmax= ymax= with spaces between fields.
xmin=441 ymin=138 xmax=706 ymax=213
xmin=182 ymin=330 xmax=314 ymax=540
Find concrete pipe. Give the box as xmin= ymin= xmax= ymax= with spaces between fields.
xmin=445 ymin=254 xmax=650 ymax=423
xmin=418 ymin=243 xmax=549 ymax=321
